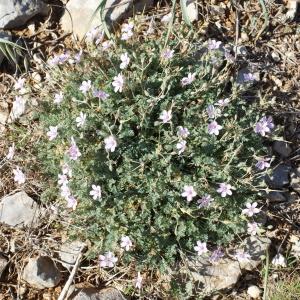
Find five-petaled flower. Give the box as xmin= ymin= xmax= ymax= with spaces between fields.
xmin=254 ymin=116 xmax=274 ymax=136
xmin=120 ymin=236 xmax=133 ymax=251
xmin=90 ymin=185 xmax=102 ymax=200
xmin=206 ymin=104 xmax=220 ymax=119
xmin=121 ymin=22 xmax=134 ymax=40
xmin=14 ymin=78 xmax=25 ymax=90
xmin=68 ymin=137 xmax=81 ymax=160
xmin=217 ymin=183 xmax=233 ymax=197
xmin=13 ymin=167 xmax=26 ymax=184
xmin=76 ymin=112 xmax=87 ymax=128
xmin=197 ymin=194 xmax=214 ymax=208
xmin=194 ymin=241 xmax=208 ymax=256
xmin=208 ymin=39 xmax=222 ymax=50
xmin=255 ymin=157 xmax=270 ymax=170
xmin=58 ymin=174 xmax=68 ymax=186
xmin=79 ymin=80 xmax=92 ymax=94
xmin=247 ymin=222 xmax=259 ymax=236
xmin=208 ymin=120 xmax=222 ymax=136
xmin=99 ymin=252 xmax=118 ymax=268
xmin=104 ymin=135 xmax=117 ymax=152
xmin=242 ymin=202 xmax=260 ymax=217
xmin=161 ymin=48 xmax=174 ymax=60
xmin=112 ymin=74 xmax=124 ymax=92
xmin=216 ymin=98 xmax=230 ymax=107
xmin=176 ymin=140 xmax=186 ymax=155
xmin=102 ymin=40 xmax=113 ymax=51
xmin=67 ymin=195 xmax=77 ymax=210
xmin=209 ymin=248 xmax=224 ymax=264
xmin=120 ymin=52 xmax=130 ymax=69
xmin=181 ymin=73 xmax=196 ymax=86
xmin=159 ymin=110 xmax=172 ymax=123
xmin=181 ymin=185 xmax=197 ymax=202
xmin=177 ymin=126 xmax=190 ymax=139
xmin=47 ymin=126 xmax=58 ymax=141
xmin=54 ymin=92 xmax=64 ymax=104
xmin=93 ymin=89 xmax=109 ymax=100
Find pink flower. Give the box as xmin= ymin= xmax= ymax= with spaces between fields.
xmin=121 ymin=22 xmax=134 ymax=40
xmin=161 ymin=48 xmax=174 ymax=60
xmin=58 ymin=174 xmax=68 ymax=186
xmin=254 ymin=116 xmax=274 ymax=136
xmin=120 ymin=52 xmax=130 ymax=69
xmin=181 ymin=73 xmax=196 ymax=86
xmin=76 ymin=112 xmax=87 ymax=128
xmin=99 ymin=252 xmax=118 ymax=268
xmin=67 ymin=195 xmax=77 ymax=210
xmin=242 ymin=202 xmax=260 ymax=217
xmin=181 ymin=185 xmax=197 ymax=202
xmin=74 ymin=50 xmax=83 ymax=63
xmin=255 ymin=157 xmax=270 ymax=170
xmin=47 ymin=126 xmax=58 ymax=141
xmin=90 ymin=185 xmax=102 ymax=200
xmin=235 ymin=250 xmax=251 ymax=262
xmin=14 ymin=78 xmax=25 ymax=90
xmin=176 ymin=140 xmax=186 ymax=154
xmin=209 ymin=248 xmax=224 ymax=264
xmin=177 ymin=126 xmax=190 ymax=138
xmin=197 ymin=194 xmax=214 ymax=208
xmin=112 ymin=74 xmax=124 ymax=92
xmin=6 ymin=143 xmax=15 ymax=160
xmin=208 ymin=121 xmax=222 ymax=135
xmin=62 ymin=163 xmax=72 ymax=177
xmin=208 ymin=39 xmax=222 ymax=50
xmin=60 ymin=185 xmax=71 ymax=199
xmin=159 ymin=110 xmax=172 ymax=123
xmin=93 ymin=89 xmax=109 ymax=100
xmin=243 ymin=73 xmax=255 ymax=82
xmin=102 ymin=40 xmax=113 ymax=51
xmin=206 ymin=105 xmax=220 ymax=119
xmin=79 ymin=80 xmax=92 ymax=94
xmin=217 ymin=183 xmax=233 ymax=197
xmin=104 ymin=135 xmax=117 ymax=152
xmin=247 ymin=222 xmax=259 ymax=236
xmin=13 ymin=167 xmax=26 ymax=184
xmin=68 ymin=137 xmax=81 ymax=160
xmin=194 ymin=241 xmax=208 ymax=256
xmin=120 ymin=236 xmax=133 ymax=251
xmin=54 ymin=92 xmax=63 ymax=104
xmin=135 ymin=272 xmax=143 ymax=289
xmin=86 ymin=28 xmax=104 ymax=44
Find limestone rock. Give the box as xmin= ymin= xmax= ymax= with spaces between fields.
xmin=237 ymin=236 xmax=271 ymax=271
xmin=70 ymin=287 xmax=127 ymax=300
xmin=61 ymin=0 xmax=153 ymax=39
xmin=0 ymin=0 xmax=49 ymax=29
xmin=22 ymin=256 xmax=61 ymax=289
xmin=247 ymin=285 xmax=261 ymax=299
xmin=59 ymin=240 xmax=86 ymax=269
xmin=183 ymin=256 xmax=242 ymax=294
xmin=0 ymin=191 xmax=41 ymax=227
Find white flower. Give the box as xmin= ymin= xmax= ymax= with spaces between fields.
xmin=54 ymin=92 xmax=64 ymax=104
xmin=104 ymin=135 xmax=117 ymax=152
xmin=13 ymin=167 xmax=26 ymax=184
xmin=67 ymin=195 xmax=77 ymax=210
xmin=181 ymin=73 xmax=196 ymax=86
xmin=247 ymin=222 xmax=259 ymax=236
xmin=102 ymin=40 xmax=113 ymax=51
xmin=120 ymin=236 xmax=133 ymax=251
xmin=60 ymin=185 xmax=71 ymax=199
xmin=79 ymin=80 xmax=92 ymax=94
xmin=206 ymin=105 xmax=220 ymax=119
xmin=47 ymin=126 xmax=58 ymax=141
xmin=216 ymin=98 xmax=230 ymax=107
xmin=272 ymin=253 xmax=287 ymax=267
xmin=159 ymin=110 xmax=172 ymax=123
xmin=58 ymin=174 xmax=68 ymax=186
xmin=6 ymin=143 xmax=15 ymax=160
xmin=235 ymin=250 xmax=251 ymax=263
xmin=76 ymin=112 xmax=87 ymax=128
xmin=14 ymin=78 xmax=25 ymax=90
xmin=181 ymin=185 xmax=197 ymax=202
xmin=99 ymin=252 xmax=118 ymax=268
xmin=176 ymin=140 xmax=186 ymax=154
xmin=120 ymin=52 xmax=130 ymax=69
xmin=112 ymin=74 xmax=124 ymax=92
xmin=62 ymin=163 xmax=72 ymax=177
xmin=217 ymin=183 xmax=233 ymax=197
xmin=207 ymin=121 xmax=222 ymax=135
xmin=161 ymin=49 xmax=174 ymax=60
xmin=194 ymin=241 xmax=208 ymax=256
xmin=242 ymin=202 xmax=260 ymax=217
xmin=177 ymin=126 xmax=190 ymax=138
xmin=90 ymin=185 xmax=102 ymax=200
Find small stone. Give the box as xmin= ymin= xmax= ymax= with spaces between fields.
xmin=70 ymin=287 xmax=126 ymax=300
xmin=241 ymin=32 xmax=249 ymax=42
xmin=22 ymin=256 xmax=61 ymax=289
xmin=0 ymin=191 xmax=41 ymax=228
xmin=266 ymin=191 xmax=287 ymax=202
xmin=266 ymin=164 xmax=291 ymax=189
xmin=271 ymin=51 xmax=280 ymax=62
xmin=236 ymin=46 xmax=248 ymax=56
xmin=273 ymin=141 xmax=292 ymax=158
xmin=247 ymin=285 xmax=261 ymax=298
xmin=0 ymin=254 xmax=8 ymax=279
xmin=59 ymin=240 xmax=86 ymax=269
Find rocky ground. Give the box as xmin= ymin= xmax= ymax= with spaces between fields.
xmin=0 ymin=0 xmax=300 ymax=299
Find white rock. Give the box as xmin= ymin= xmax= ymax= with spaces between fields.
xmin=185 ymin=0 xmax=198 ymax=23
xmin=0 ymin=0 xmax=49 ymax=29
xmin=59 ymin=240 xmax=86 ymax=269
xmin=61 ymin=0 xmax=153 ymax=39
xmin=0 ymin=191 xmax=40 ymax=227
xmin=22 ymin=256 xmax=61 ymax=289
xmin=247 ymin=285 xmax=261 ymax=299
